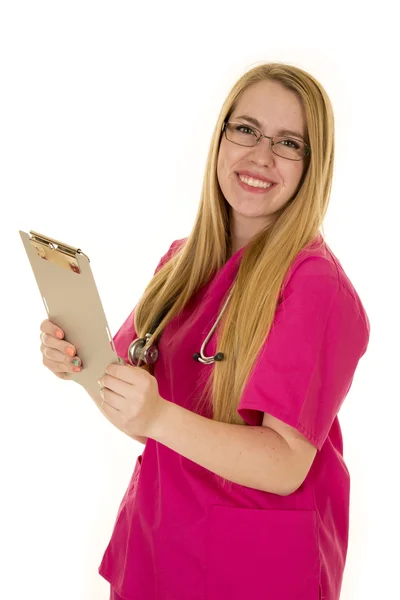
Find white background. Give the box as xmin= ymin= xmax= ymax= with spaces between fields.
xmin=1 ymin=1 xmax=397 ymax=598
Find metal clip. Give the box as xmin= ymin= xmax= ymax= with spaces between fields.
xmin=28 ymin=230 xmax=90 ymax=274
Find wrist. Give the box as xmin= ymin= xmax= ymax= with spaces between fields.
xmin=147 ymin=396 xmax=169 ymax=440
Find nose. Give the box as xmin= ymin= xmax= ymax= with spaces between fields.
xmin=249 ymin=135 xmax=275 ymax=165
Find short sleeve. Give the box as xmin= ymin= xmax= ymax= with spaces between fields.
xmin=112 ymin=239 xmax=184 ymax=362
xmin=237 ymin=257 xmax=370 ymax=451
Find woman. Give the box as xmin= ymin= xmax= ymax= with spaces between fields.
xmin=40 ymin=62 xmax=370 ymax=600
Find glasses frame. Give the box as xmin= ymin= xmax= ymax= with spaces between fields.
xmin=222 ymin=120 xmax=311 ymax=161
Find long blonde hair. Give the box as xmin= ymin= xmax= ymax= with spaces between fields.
xmin=134 ymin=61 xmax=334 ymax=437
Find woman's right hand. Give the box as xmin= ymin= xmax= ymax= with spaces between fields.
xmin=40 ymin=319 xmax=83 ymax=380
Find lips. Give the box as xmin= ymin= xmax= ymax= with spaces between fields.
xmin=236 ymin=170 xmax=276 ymax=184
xmin=236 ymin=172 xmax=277 ymax=194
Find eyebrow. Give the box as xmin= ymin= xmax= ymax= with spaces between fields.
xmin=234 ymin=114 xmax=305 ymax=140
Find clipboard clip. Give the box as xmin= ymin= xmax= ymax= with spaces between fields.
xmin=28 ymin=230 xmax=90 ymax=274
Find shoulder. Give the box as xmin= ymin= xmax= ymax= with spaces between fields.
xmin=170 ymin=237 xmax=188 ymax=253
xmin=155 ymin=238 xmax=187 ymax=272
xmin=280 ymin=235 xmax=370 ymax=351
xmin=165 ymin=237 xmax=187 ymax=259
xmin=282 ymin=235 xmax=363 ymax=303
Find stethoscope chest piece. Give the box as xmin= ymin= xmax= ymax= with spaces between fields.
xmin=128 ymin=334 xmax=159 ymax=366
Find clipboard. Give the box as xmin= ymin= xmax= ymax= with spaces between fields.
xmin=19 ymin=229 xmax=127 ymax=400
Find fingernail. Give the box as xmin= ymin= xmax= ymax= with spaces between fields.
xmin=73 ymin=366 xmax=81 ymax=372
xmin=67 ymin=348 xmax=75 ymax=357
xmin=56 ymin=331 xmax=64 ymax=339
xmin=72 ymin=358 xmax=80 ymax=366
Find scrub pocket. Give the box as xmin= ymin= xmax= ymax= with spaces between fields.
xmin=205 ymin=505 xmax=321 ymax=600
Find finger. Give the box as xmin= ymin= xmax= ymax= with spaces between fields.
xmin=99 ymin=386 xmax=123 ymax=413
xmin=41 ymin=347 xmax=81 ymax=373
xmin=105 ymin=363 xmax=142 ymax=385
xmin=100 ymin=374 xmax=134 ymax=398
xmin=40 ymin=319 xmax=64 ymax=340
xmin=40 ymin=331 xmax=78 ymax=359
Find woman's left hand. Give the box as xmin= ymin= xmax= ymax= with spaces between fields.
xmin=97 ymin=363 xmax=166 ymax=439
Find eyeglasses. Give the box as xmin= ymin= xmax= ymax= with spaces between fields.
xmin=222 ymin=121 xmax=311 ymax=161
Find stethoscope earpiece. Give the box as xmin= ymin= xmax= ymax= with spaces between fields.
xmin=192 ymin=351 xmax=225 ymax=363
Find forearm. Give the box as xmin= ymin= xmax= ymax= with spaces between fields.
xmin=149 ymin=400 xmax=295 ymax=496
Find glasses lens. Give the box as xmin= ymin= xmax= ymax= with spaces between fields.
xmin=225 ymin=122 xmax=258 ymax=146
xmin=272 ymin=137 xmax=306 ymax=160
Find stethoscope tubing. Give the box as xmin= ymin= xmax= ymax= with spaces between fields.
xmin=127 ymin=276 xmax=237 ymax=367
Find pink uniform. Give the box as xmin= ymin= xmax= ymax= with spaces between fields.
xmin=99 ymin=234 xmax=370 ymax=600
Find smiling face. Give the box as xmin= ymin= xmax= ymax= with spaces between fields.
xmin=217 ymin=79 xmax=309 ymax=254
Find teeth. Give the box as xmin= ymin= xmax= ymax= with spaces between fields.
xmin=239 ymin=174 xmax=273 ymax=188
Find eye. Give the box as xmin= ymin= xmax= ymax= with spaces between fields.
xmin=278 ymin=138 xmax=301 ymax=149
xmin=236 ymin=124 xmax=256 ymax=136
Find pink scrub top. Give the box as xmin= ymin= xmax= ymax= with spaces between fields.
xmin=99 ymin=234 xmax=370 ymax=600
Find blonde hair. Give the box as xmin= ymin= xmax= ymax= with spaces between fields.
xmin=134 ymin=62 xmax=334 ymax=486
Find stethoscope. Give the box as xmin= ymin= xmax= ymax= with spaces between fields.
xmin=128 ymin=274 xmax=238 ymax=367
